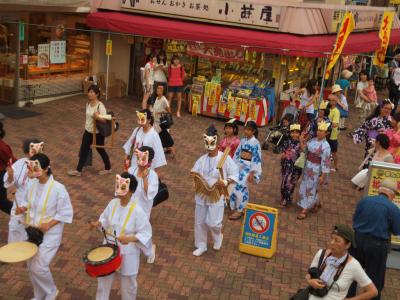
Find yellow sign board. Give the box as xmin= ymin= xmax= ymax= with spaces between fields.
xmin=106 ymin=39 xmax=112 ymax=56
xmin=367 ymin=162 xmax=400 ymax=245
xmin=239 ymin=203 xmax=278 ymax=258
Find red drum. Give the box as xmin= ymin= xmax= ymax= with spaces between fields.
xmin=83 ymin=244 xmax=121 ymax=277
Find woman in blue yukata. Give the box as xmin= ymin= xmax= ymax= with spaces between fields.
xmin=297 ymin=121 xmax=331 ymax=220
xmin=229 ymin=120 xmax=262 ymax=220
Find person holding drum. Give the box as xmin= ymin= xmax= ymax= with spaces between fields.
xmin=4 ymin=139 xmax=43 ymax=243
xmin=131 ymin=146 xmax=158 ymax=263
xmin=15 ymin=153 xmax=73 ymax=300
xmin=89 ymin=172 xmax=152 ymax=300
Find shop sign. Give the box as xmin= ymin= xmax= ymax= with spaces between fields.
xmin=328 ymin=10 xmax=383 ymax=33
xmin=373 ymin=11 xmax=395 ymax=67
xmin=106 ymin=39 xmax=112 ymax=56
xmin=0 ymin=0 xmax=90 ymax=7
xmin=367 ymin=161 xmax=400 ymax=246
xmin=19 ymin=21 xmax=24 ymax=42
xmin=325 ymin=12 xmax=355 ymax=80
xmin=390 ymin=0 xmax=400 ymax=4
xmin=37 ymin=44 xmax=50 ymax=68
xmin=187 ymin=43 xmax=244 ymax=62
xmin=50 ymin=41 xmax=66 ymax=64
xmin=121 ymin=0 xmax=280 ymax=30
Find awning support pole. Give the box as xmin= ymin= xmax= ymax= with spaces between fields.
xmin=106 ymin=32 xmax=110 ymax=101
xmin=318 ymin=55 xmax=329 ymax=107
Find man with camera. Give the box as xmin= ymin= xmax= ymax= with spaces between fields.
xmin=347 ymin=179 xmax=400 ymax=300
xmin=292 ymin=225 xmax=377 ymax=300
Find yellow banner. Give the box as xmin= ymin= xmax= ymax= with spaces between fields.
xmin=373 ymin=11 xmax=395 ymax=67
xmin=325 ymin=12 xmax=355 ymax=80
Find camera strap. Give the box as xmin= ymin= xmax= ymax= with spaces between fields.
xmin=324 ymin=253 xmax=350 ymax=292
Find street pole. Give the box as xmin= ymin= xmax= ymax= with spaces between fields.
xmin=106 ymin=32 xmax=110 ymax=101
xmin=319 ymin=55 xmax=329 ymax=107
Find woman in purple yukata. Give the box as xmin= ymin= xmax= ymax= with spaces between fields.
xmin=297 ymin=121 xmax=331 ymax=220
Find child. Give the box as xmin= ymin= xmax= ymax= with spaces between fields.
xmin=361 ymin=78 xmax=378 ymax=119
xmin=331 ymin=84 xmax=349 ymax=131
xmin=280 ymin=124 xmax=303 ymax=207
xmin=218 ymin=118 xmax=240 ymax=158
xmin=229 ymin=120 xmax=262 ymax=220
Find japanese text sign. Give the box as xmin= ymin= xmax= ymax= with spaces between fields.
xmin=50 ymin=41 xmax=66 ymax=64
xmin=373 ymin=11 xmax=395 ymax=67
xmin=239 ymin=204 xmax=278 ymax=258
xmin=367 ymin=161 xmax=400 ymax=246
xmin=121 ymin=0 xmax=280 ymax=30
xmin=325 ymin=11 xmax=355 ymax=80
xmin=187 ymin=43 xmax=243 ymax=62
xmin=106 ymin=39 xmax=112 ymax=56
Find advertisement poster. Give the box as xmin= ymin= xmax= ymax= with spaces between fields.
xmin=37 ymin=44 xmax=50 ymax=68
xmin=50 ymin=41 xmax=66 ymax=64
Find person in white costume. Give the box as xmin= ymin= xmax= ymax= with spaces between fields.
xmin=131 ymin=146 xmax=158 ymax=263
xmin=90 ymin=172 xmax=152 ymax=300
xmin=16 ymin=153 xmax=73 ymax=300
xmin=4 ymin=140 xmax=43 ymax=243
xmin=190 ymin=125 xmax=239 ymax=257
xmin=123 ymin=109 xmax=166 ymax=174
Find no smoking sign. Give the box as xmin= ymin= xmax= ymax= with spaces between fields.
xmin=249 ymin=212 xmax=270 ymax=234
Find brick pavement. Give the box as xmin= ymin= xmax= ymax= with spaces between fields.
xmin=0 ymin=94 xmax=399 ymax=300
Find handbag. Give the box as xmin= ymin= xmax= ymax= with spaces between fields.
xmin=95 ymin=104 xmax=119 ymax=137
xmin=294 ymin=151 xmax=306 ymax=169
xmin=153 ymin=179 xmax=169 ymax=207
xmin=159 ymin=112 xmax=174 ymax=129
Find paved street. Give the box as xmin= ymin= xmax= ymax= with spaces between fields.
xmin=0 ymin=95 xmax=399 ymax=300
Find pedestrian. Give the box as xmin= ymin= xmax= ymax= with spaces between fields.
xmin=335 ymin=69 xmax=353 ymax=99
xmin=388 ymin=48 xmax=400 ymax=114
xmin=355 ymin=70 xmax=369 ymax=109
xmin=352 ymin=100 xmax=393 ymax=168
xmin=151 ymin=84 xmax=174 ymax=156
xmin=361 ymin=76 xmax=378 ymax=120
xmin=279 ymin=124 xmax=303 ymax=208
xmin=304 ymin=100 xmax=330 ymax=140
xmin=90 ymin=172 xmax=152 ymax=300
xmin=0 ymin=120 xmax=16 ymax=215
xmin=190 ymin=125 xmax=239 ymax=256
xmin=351 ymin=134 xmax=394 ymax=190
xmin=384 ymin=112 xmax=400 ymax=163
xmin=218 ymin=118 xmax=240 ymax=158
xmin=297 ymin=121 xmax=331 ymax=220
xmin=347 ymin=179 xmax=400 ymax=300
xmin=154 ymin=51 xmax=168 ymax=93
xmin=167 ymin=55 xmax=186 ymax=118
xmin=123 ymin=109 xmax=166 ymax=174
xmin=297 ymin=224 xmax=377 ymax=300
xmin=327 ymin=94 xmax=340 ymax=172
xmin=296 ymin=80 xmax=320 ymax=129
xmin=4 ymin=139 xmax=43 ymax=243
xmin=130 ymin=146 xmax=158 ymax=264
xmin=229 ymin=121 xmax=262 ymax=220
xmin=16 ymin=153 xmax=73 ymax=300
xmin=142 ymin=53 xmax=157 ymax=109
xmin=68 ymin=85 xmax=111 ymax=177
xmin=330 ymin=84 xmax=349 ymax=131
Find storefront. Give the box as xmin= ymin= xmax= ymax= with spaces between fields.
xmin=0 ymin=0 xmax=90 ymax=106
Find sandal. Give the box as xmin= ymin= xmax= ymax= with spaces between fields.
xmin=229 ymin=211 xmax=244 ymax=220
xmin=310 ymin=203 xmax=322 ymax=213
xmin=297 ymin=209 xmax=308 ymax=220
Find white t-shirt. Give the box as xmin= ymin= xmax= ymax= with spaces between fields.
xmin=85 ymin=102 xmax=107 ymax=133
xmin=152 ymin=96 xmax=170 ymax=133
xmin=154 ymin=63 xmax=167 ymax=83
xmin=357 ymin=81 xmax=368 ymax=106
xmin=144 ymin=62 xmax=155 ymax=85
xmin=300 ymin=90 xmax=315 ymax=114
xmin=309 ymin=249 xmax=372 ymax=300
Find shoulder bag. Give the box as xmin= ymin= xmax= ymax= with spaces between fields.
xmin=153 ymin=178 xmax=169 ymax=207
xmin=159 ymin=112 xmax=174 ymax=129
xmin=95 ymin=104 xmax=119 ymax=137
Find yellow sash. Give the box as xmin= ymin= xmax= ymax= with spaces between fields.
xmin=26 ymin=179 xmax=55 ymax=226
xmin=108 ymin=200 xmax=136 ymax=236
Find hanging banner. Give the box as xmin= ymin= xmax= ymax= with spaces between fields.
xmin=373 ymin=11 xmax=395 ymax=67
xmin=325 ymin=12 xmax=355 ymax=80
xmin=187 ymin=43 xmax=244 ymax=62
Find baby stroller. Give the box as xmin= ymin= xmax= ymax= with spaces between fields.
xmin=262 ymin=113 xmax=296 ymax=153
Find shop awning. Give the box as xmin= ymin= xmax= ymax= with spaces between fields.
xmin=87 ymin=11 xmax=400 ymax=58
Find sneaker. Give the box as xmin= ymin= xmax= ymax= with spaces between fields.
xmin=192 ymin=248 xmax=207 ymax=256
xmin=67 ymin=170 xmax=81 ymax=177
xmin=213 ymin=234 xmax=223 ymax=251
xmin=98 ymin=169 xmax=112 ymax=175
xmin=147 ymin=244 xmax=156 ymax=264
